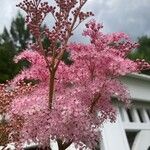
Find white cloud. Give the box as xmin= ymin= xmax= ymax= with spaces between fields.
xmin=0 ymin=0 xmax=22 ymax=32
xmin=89 ymin=0 xmax=150 ymax=39
xmin=0 ymin=0 xmax=150 ymax=40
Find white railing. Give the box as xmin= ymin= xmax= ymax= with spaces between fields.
xmin=119 ymin=103 xmax=150 ymax=130
xmin=119 ymin=102 xmax=150 ymax=150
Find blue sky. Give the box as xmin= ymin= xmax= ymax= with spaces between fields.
xmin=0 ymin=0 xmax=150 ymax=41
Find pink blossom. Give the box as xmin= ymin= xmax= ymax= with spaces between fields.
xmin=3 ymin=1 xmax=150 ymax=150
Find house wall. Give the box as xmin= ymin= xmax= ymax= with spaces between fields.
xmin=120 ymin=73 xmax=150 ymax=102
xmin=102 ymin=73 xmax=150 ymax=150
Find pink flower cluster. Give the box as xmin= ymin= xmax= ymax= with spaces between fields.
xmin=6 ymin=19 xmax=150 ymax=149
xmin=12 ymin=50 xmax=49 ymax=84
xmin=1 ymin=0 xmax=150 ymax=149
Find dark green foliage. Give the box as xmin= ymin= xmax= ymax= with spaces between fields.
xmin=0 ymin=12 xmax=31 ymax=83
xmin=61 ymin=50 xmax=74 ymax=66
xmin=0 ymin=42 xmax=16 ymax=82
xmin=129 ymin=36 xmax=150 ymax=61
xmin=129 ymin=36 xmax=150 ymax=75
xmin=10 ymin=12 xmax=33 ymax=51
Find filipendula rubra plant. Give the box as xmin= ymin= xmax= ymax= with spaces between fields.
xmin=1 ymin=0 xmax=150 ymax=149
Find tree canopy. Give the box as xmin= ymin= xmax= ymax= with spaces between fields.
xmin=0 ymin=12 xmax=32 ymax=83
xmin=129 ymin=36 xmax=150 ymax=74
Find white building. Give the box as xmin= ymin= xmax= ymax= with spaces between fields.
xmin=102 ymin=73 xmax=150 ymax=150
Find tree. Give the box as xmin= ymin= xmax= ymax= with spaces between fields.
xmin=1 ymin=0 xmax=150 ymax=150
xmin=0 ymin=12 xmax=32 ymax=83
xmin=129 ymin=36 xmax=150 ymax=74
xmin=0 ymin=42 xmax=16 ymax=83
xmin=10 ymin=12 xmax=32 ymax=51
